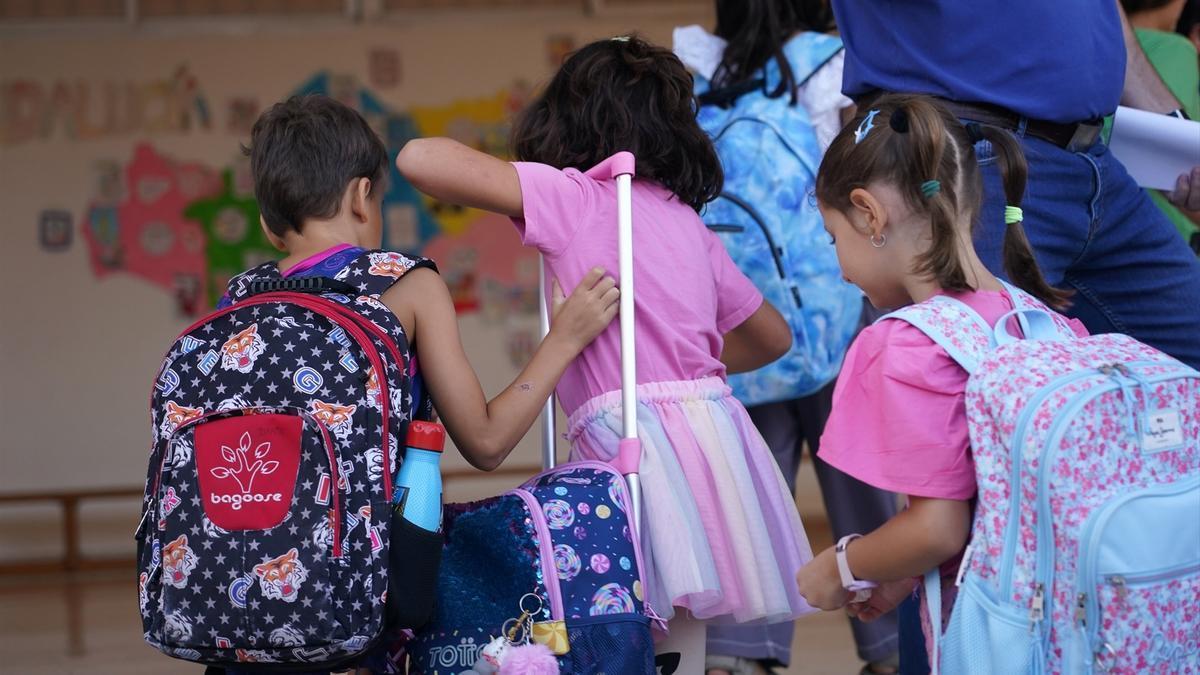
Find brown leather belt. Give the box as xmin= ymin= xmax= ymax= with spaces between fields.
xmin=856 ymin=92 xmax=1104 ymax=151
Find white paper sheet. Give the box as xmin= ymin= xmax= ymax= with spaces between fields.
xmin=1108 ymin=106 xmax=1200 ymax=191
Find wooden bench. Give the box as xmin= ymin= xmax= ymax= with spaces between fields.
xmin=0 ymin=464 xmax=540 ymax=575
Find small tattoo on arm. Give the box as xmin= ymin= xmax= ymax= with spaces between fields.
xmin=517 ymin=382 xmax=534 ymax=392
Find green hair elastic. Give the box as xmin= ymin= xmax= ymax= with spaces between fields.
xmin=1004 ymin=206 xmax=1023 ymax=224
xmin=920 ymin=180 xmax=941 ymax=198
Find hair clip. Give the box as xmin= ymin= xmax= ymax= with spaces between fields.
xmin=610 ymin=35 xmax=630 ymax=42
xmin=920 ymin=180 xmax=941 ymax=198
xmin=1004 ymin=205 xmax=1023 ymax=224
xmin=854 ymin=109 xmax=880 ymax=145
xmin=889 ymin=108 xmax=909 ymax=133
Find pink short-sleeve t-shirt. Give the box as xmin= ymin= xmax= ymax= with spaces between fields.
xmin=818 ymin=289 xmax=1088 ymax=500
xmin=511 ymin=160 xmax=763 ymax=414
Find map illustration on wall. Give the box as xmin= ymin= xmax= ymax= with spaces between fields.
xmin=79 ymin=67 xmax=539 ymax=318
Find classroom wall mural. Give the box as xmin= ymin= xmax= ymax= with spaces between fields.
xmin=70 ymin=66 xmax=541 ymax=321
xmin=0 ymin=14 xmax=704 ymax=500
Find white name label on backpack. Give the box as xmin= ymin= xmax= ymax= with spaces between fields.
xmin=1142 ymin=409 xmax=1184 ymax=453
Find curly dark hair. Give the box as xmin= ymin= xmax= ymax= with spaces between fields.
xmin=510 ymin=35 xmax=723 ymax=212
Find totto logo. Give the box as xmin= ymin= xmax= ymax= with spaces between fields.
xmin=209 ymin=431 xmax=282 ymax=510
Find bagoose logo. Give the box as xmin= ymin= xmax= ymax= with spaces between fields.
xmin=195 ymin=414 xmax=301 ymax=531
xmin=209 ymin=431 xmax=281 ymax=510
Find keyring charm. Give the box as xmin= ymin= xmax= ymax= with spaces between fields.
xmin=501 ymin=617 xmax=524 ymax=643
xmin=519 ymin=592 xmax=544 ymax=615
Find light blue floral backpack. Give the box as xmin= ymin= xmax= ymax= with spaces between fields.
xmin=885 ymin=284 xmax=1200 ymax=674
xmin=695 ymin=32 xmax=862 ymax=405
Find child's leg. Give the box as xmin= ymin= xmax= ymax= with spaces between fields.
xmin=657 ymin=612 xmax=708 ymax=674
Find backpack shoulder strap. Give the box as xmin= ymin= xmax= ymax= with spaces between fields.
xmin=330 ymin=249 xmax=438 ymax=298
xmin=225 ymin=249 xmax=437 ymax=303
xmin=880 ymin=296 xmax=996 ymax=374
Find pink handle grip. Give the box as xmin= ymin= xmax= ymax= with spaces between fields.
xmin=614 ymin=438 xmax=642 ymax=476
xmin=582 ymin=151 xmax=636 ymax=180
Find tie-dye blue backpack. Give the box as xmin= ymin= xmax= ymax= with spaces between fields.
xmin=696 ymin=33 xmax=862 ymax=405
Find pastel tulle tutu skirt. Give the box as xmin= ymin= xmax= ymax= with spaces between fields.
xmin=567 ymin=377 xmax=816 ymax=624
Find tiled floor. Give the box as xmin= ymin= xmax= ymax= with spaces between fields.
xmin=0 ymin=567 xmax=861 ymax=674
xmin=0 ymin=516 xmax=862 ymax=675
xmin=0 ymin=464 xmax=865 ymax=674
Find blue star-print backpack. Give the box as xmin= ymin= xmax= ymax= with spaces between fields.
xmin=696 ymin=33 xmax=862 ymax=405
xmin=137 ymin=249 xmax=442 ymax=671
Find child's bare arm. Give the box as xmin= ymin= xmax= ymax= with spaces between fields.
xmin=719 ymin=301 xmax=793 ymax=373
xmin=796 ymin=496 xmax=970 ymax=610
xmin=840 ymin=497 xmax=971 ymax=581
xmin=381 ymin=267 xmax=617 ymax=471
xmin=396 ymin=137 xmax=524 ymax=217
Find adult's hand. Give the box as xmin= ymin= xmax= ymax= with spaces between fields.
xmin=1168 ymin=167 xmax=1200 ymax=212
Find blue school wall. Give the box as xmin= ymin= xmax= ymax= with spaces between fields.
xmin=0 ymin=6 xmax=711 ymax=561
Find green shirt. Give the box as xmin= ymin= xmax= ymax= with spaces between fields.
xmin=1136 ymin=28 xmax=1200 ymax=247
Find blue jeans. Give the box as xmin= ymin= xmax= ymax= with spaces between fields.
xmin=973 ymin=131 xmax=1200 ymax=369
xmin=897 ymin=594 xmax=930 ymax=675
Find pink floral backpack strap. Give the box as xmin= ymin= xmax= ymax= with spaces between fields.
xmin=879 ymin=296 xmax=996 ymax=374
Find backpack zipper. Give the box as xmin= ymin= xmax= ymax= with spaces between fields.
xmin=169 ymin=293 xmax=398 ymax=501
xmin=1029 ymin=583 xmax=1045 ymax=630
xmin=707 ymin=191 xmax=799 ymax=307
xmin=313 ymin=415 xmax=343 ymax=559
xmin=998 ymin=361 xmax=1186 ymax=594
xmin=508 ymin=489 xmax=565 ymax=622
xmin=1107 ymin=563 xmax=1200 ymax=592
xmin=522 ymin=460 xmax=652 ymax=615
xmin=1074 ymin=475 xmax=1200 ymax=648
xmin=1032 ymin=367 xmax=1196 ymax=640
xmin=998 ymin=367 xmax=1107 ymax=594
xmin=152 ymin=407 xmax=346 ymax=558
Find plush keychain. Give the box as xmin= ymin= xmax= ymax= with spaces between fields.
xmin=468 ymin=594 xmax=559 ymax=675
xmin=498 ymin=642 xmax=558 ymax=675
xmin=471 ymin=634 xmax=510 ymax=674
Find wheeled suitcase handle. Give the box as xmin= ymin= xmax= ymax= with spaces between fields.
xmin=539 ymin=151 xmax=643 ymax=534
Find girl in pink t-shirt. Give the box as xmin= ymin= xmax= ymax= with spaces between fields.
xmin=397 ymin=35 xmax=816 ymax=640
xmin=794 ymin=95 xmax=1085 ymax=645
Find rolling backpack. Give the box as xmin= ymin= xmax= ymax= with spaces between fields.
xmin=406 ymin=153 xmax=659 ymax=675
xmin=883 ymin=283 xmax=1200 ymax=674
xmin=404 ymin=462 xmax=655 ymax=674
xmin=137 ymin=249 xmax=444 ymax=671
xmin=695 ymin=32 xmax=863 ymax=406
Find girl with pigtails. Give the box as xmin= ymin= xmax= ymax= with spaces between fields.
xmin=793 ymin=94 xmax=1088 ymax=656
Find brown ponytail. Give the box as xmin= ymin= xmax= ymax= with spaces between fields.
xmin=978 ymin=125 xmax=1072 ymax=309
xmin=899 ymin=97 xmax=971 ymax=292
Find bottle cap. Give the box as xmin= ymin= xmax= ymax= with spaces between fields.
xmin=406 ymin=420 xmax=446 ymax=453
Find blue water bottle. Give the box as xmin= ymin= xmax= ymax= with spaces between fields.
xmin=393 ymin=420 xmax=445 ymax=532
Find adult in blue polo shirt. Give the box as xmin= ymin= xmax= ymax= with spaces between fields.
xmin=832 ymin=0 xmax=1200 ymax=370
